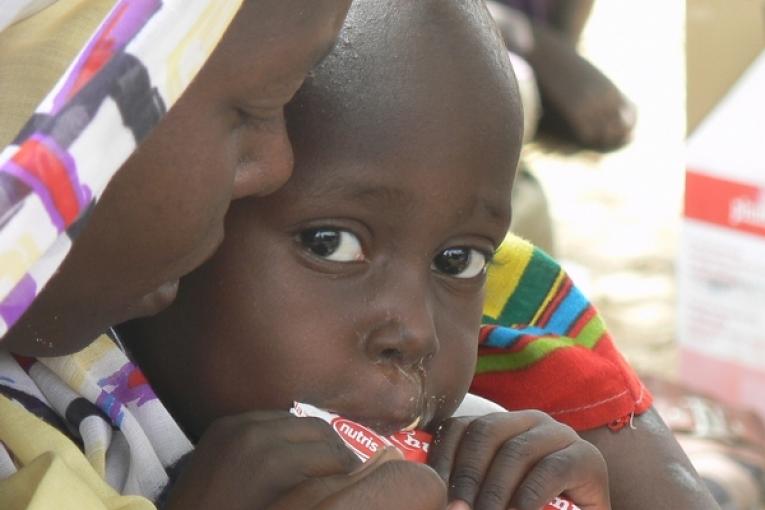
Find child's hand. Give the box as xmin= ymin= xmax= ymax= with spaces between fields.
xmin=428 ymin=411 xmax=611 ymax=510
xmin=266 ymin=449 xmax=448 ymax=510
xmin=163 ymin=411 xmax=448 ymax=510
xmin=163 ymin=411 xmax=360 ymax=510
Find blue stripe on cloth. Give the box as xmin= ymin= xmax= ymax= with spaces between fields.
xmin=545 ymin=286 xmax=589 ymax=335
xmin=484 ymin=325 xmax=549 ymax=348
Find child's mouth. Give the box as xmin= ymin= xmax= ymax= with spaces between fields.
xmin=334 ymin=395 xmax=435 ymax=437
xmin=302 ymin=361 xmax=440 ymax=436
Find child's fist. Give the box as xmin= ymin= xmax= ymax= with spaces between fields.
xmin=428 ymin=411 xmax=611 ymax=510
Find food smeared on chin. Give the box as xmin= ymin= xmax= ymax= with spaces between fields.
xmin=290 ymin=402 xmax=583 ymax=510
xmin=291 ymin=401 xmax=431 ymax=463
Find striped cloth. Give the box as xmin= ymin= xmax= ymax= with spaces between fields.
xmin=472 ymin=236 xmax=652 ymax=431
xmin=0 ymin=0 xmax=244 ymax=338
xmin=0 ymin=334 xmax=192 ymax=501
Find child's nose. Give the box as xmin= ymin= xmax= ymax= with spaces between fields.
xmin=365 ymin=319 xmax=439 ymax=368
xmin=231 ymin=112 xmax=294 ymax=199
xmin=363 ymin=276 xmax=440 ymax=367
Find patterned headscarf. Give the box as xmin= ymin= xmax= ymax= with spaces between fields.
xmin=0 ymin=335 xmax=193 ymax=500
xmin=0 ymin=0 xmax=244 ymax=337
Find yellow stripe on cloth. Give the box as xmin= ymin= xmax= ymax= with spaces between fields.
xmin=42 ymin=335 xmax=116 ymax=393
xmin=0 ymin=395 xmax=154 ymax=509
xmin=164 ymin=1 xmax=242 ymax=103
xmin=530 ymin=269 xmax=565 ymax=325
xmin=483 ymin=236 xmax=534 ymax=321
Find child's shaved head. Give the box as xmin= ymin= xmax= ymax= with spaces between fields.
xmin=126 ymin=0 xmax=523 ymax=440
xmin=288 ymin=0 xmax=522 ymax=172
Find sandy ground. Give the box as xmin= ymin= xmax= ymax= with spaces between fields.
xmin=525 ymin=0 xmax=686 ymax=378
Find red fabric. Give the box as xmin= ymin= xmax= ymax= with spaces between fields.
xmin=470 ymin=334 xmax=652 ymax=432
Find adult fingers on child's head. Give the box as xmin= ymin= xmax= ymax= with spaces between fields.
xmin=267 ymin=452 xmax=448 ymax=510
xmin=509 ymin=438 xmax=611 ymax=510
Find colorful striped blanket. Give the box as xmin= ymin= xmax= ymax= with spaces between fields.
xmin=472 ymin=237 xmax=651 ymax=431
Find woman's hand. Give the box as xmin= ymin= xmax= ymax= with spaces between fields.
xmin=428 ymin=411 xmax=611 ymax=510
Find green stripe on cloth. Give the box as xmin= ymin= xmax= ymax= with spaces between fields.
xmin=475 ymin=336 xmax=575 ymax=373
xmin=573 ymin=312 xmax=607 ymax=348
xmin=487 ymin=249 xmax=561 ymax=326
xmin=475 ymin=314 xmax=606 ymax=374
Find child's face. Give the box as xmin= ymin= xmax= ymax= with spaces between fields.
xmin=172 ymin=140 xmax=513 ymax=436
xmin=127 ymin=0 xmax=522 ymax=437
xmin=5 ymin=0 xmax=352 ymax=356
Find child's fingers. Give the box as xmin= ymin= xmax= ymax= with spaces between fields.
xmin=201 ymin=411 xmax=362 ymax=481
xmin=428 ymin=416 xmax=474 ymax=481
xmin=428 ymin=411 xmax=608 ymax=510
xmin=441 ymin=412 xmax=566 ymax=508
xmin=510 ymin=440 xmax=610 ymax=510
xmin=471 ymin=419 xmax=578 ymax=510
xmin=165 ymin=412 xmax=364 ymax=510
xmin=322 ymin=461 xmax=446 ymax=510
xmin=268 ymin=451 xmax=447 ymax=510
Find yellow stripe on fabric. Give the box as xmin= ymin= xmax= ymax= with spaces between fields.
xmin=0 ymin=396 xmax=153 ymax=509
xmin=0 ymin=234 xmax=41 ymax=296
xmin=165 ymin=1 xmax=243 ymax=102
xmin=483 ymin=236 xmax=534 ymax=320
xmin=0 ymin=453 xmax=107 ymax=510
xmin=86 ymin=447 xmax=107 ymax=480
xmin=530 ymin=269 xmax=565 ymax=325
xmin=41 ymin=335 xmax=114 ymax=393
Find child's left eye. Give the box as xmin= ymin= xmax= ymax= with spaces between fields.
xmin=431 ymin=247 xmax=488 ymax=279
xmin=299 ymin=228 xmax=365 ymax=262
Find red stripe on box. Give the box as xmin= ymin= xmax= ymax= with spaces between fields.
xmin=685 ymin=170 xmax=765 ymax=237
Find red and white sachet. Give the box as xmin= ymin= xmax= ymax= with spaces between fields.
xmin=291 ymin=401 xmax=430 ymax=463
xmin=290 ymin=402 xmax=581 ymax=510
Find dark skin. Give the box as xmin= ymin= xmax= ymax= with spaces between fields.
xmin=486 ymin=0 xmax=636 ymax=151
xmin=4 ymin=0 xmax=351 ymax=357
xmin=581 ymin=410 xmax=720 ymax=510
xmin=126 ymin=2 xmax=610 ymax=509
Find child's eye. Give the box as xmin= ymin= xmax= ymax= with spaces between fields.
xmin=299 ymin=228 xmax=364 ymax=262
xmin=431 ymin=247 xmax=488 ymax=279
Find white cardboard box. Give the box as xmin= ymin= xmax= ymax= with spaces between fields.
xmin=679 ymin=50 xmax=765 ymax=418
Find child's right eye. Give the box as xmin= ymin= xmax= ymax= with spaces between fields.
xmin=299 ymin=228 xmax=365 ymax=262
